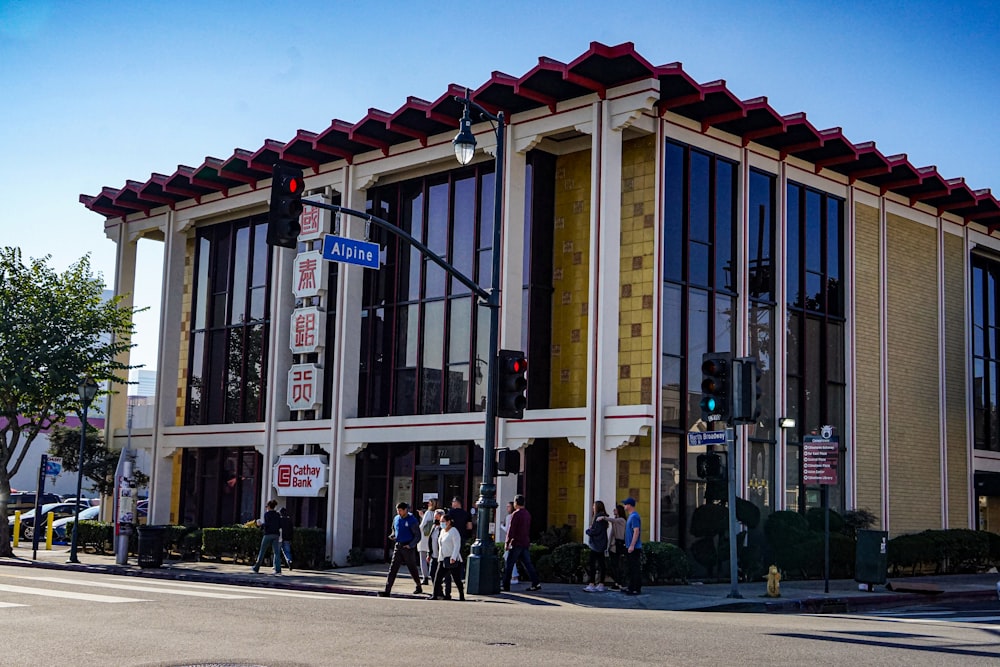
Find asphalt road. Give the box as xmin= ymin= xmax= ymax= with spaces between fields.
xmin=1 ymin=568 xmax=998 ymax=666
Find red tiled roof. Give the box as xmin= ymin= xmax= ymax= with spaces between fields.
xmin=80 ymin=41 xmax=1000 ymax=229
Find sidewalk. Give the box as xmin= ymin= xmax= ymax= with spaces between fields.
xmin=2 ymin=543 xmax=997 ymax=613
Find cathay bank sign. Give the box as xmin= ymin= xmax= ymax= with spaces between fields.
xmin=272 ymin=454 xmax=329 ymax=497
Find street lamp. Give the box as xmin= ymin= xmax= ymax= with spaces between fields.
xmin=68 ymin=375 xmax=98 ymax=564
xmin=454 ymin=88 xmax=504 ymax=595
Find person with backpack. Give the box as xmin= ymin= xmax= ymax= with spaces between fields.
xmin=251 ymin=500 xmax=282 ymax=575
xmin=417 ymin=498 xmax=438 ymax=584
xmin=378 ymin=502 xmax=423 ymax=597
xmin=583 ymin=500 xmax=610 ymax=592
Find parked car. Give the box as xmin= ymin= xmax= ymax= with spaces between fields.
xmin=62 ymin=497 xmax=100 ymax=507
xmin=4 ymin=492 xmax=61 ymax=515
xmin=51 ymin=505 xmax=101 ymax=541
xmin=8 ymin=501 xmax=91 ymax=540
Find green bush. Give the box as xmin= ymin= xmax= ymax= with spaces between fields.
xmin=537 ymin=525 xmax=574 ymax=550
xmin=292 ymin=528 xmax=326 ymax=569
xmin=202 ymin=525 xmax=263 ymax=564
xmin=549 ymin=542 xmax=586 ymax=583
xmin=642 ymin=542 xmax=690 ymax=584
xmin=805 ymin=507 xmax=845 ymax=534
xmin=76 ymin=520 xmax=114 ymax=554
xmin=763 ymin=510 xmax=811 ymax=576
xmin=887 ymin=529 xmax=991 ymax=575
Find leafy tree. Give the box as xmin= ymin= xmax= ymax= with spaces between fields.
xmin=0 ymin=248 xmax=135 ymax=557
xmin=47 ymin=424 xmax=148 ymax=497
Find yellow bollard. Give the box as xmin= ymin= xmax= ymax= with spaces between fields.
xmin=13 ymin=511 xmax=20 ymax=548
xmin=45 ymin=512 xmax=54 ymax=550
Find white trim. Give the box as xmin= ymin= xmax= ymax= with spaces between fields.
xmin=879 ymin=196 xmax=890 ymax=531
xmin=846 ymin=185 xmax=857 ymax=509
xmin=938 ymin=215 xmax=949 ymax=527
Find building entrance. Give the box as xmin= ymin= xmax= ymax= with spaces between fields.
xmin=415 ymin=470 xmax=465 ymax=509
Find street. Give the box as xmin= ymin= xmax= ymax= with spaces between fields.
xmin=0 ymin=568 xmax=998 ymax=666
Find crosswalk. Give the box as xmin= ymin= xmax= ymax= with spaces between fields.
xmin=831 ymin=607 xmax=1000 ymax=631
xmin=0 ymin=571 xmax=341 ymax=609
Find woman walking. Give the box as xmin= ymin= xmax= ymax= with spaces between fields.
xmin=431 ymin=514 xmax=465 ymax=601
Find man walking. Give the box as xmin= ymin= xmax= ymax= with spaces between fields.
xmin=251 ymin=499 xmax=282 ymax=575
xmin=502 ymin=494 xmax=541 ymax=592
xmin=448 ymin=496 xmax=473 ymax=541
xmin=621 ymin=497 xmax=642 ymax=595
xmin=378 ymin=502 xmax=423 ymax=597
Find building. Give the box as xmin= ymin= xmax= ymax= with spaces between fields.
xmin=81 ymin=42 xmax=1000 ymax=564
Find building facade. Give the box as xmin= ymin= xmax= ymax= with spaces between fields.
xmin=82 ymin=42 xmax=1000 ymax=564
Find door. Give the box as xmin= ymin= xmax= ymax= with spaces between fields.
xmin=415 ymin=470 xmax=465 ymax=510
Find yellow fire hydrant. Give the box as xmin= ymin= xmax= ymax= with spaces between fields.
xmin=766 ymin=564 xmax=781 ymax=598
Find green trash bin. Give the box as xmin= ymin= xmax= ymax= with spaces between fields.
xmin=855 ymin=529 xmax=888 ymax=586
xmin=137 ymin=525 xmax=166 ymax=568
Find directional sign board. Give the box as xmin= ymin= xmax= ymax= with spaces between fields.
xmin=322 ymin=234 xmax=380 ymax=269
xmin=803 ymin=435 xmax=839 ymax=485
xmin=687 ymin=430 xmax=727 ymax=448
xmin=44 ymin=456 xmax=62 ymax=477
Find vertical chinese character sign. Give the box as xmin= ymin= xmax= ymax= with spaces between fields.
xmin=287 ymin=363 xmax=324 ymax=412
xmin=292 ymin=250 xmax=326 ymax=300
xmin=290 ymin=306 xmax=326 ymax=355
xmin=299 ymin=196 xmax=331 ymax=242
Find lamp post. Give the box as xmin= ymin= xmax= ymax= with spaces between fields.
xmin=68 ymin=375 xmax=98 ymax=564
xmin=453 ymin=89 xmax=504 ymax=595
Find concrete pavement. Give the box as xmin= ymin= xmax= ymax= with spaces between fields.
xmin=2 ymin=542 xmax=997 ymax=613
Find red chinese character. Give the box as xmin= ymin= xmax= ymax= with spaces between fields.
xmin=291 ymin=368 xmax=314 ymax=404
xmin=294 ymin=312 xmax=316 ymax=348
xmin=297 ymin=258 xmax=318 ymax=291
xmin=300 ymin=207 xmax=321 ymax=236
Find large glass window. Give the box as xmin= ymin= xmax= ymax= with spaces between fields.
xmin=785 ymin=182 xmax=846 ymax=511
xmin=358 ymin=165 xmax=494 ymax=417
xmin=187 ymin=214 xmax=271 ymax=424
xmin=972 ymin=254 xmax=1000 ymax=451
xmin=661 ymin=140 xmax=737 ymax=545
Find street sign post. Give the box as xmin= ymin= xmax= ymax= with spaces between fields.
xmin=687 ymin=430 xmax=727 ymax=448
xmin=803 ymin=432 xmax=840 ymax=593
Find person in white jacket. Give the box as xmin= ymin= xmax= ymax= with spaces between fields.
xmin=431 ymin=513 xmax=465 ymax=601
xmin=417 ymin=498 xmax=437 ymax=584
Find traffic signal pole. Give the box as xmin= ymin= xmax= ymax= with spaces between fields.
xmin=726 ymin=426 xmax=742 ymax=599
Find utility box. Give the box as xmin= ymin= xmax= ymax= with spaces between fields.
xmin=855 ymin=529 xmax=889 ymax=586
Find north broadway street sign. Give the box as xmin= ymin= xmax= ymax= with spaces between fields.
xmin=322 ymin=234 xmax=380 ymax=269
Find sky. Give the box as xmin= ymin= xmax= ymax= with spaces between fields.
xmin=2 ymin=0 xmax=999 ymax=372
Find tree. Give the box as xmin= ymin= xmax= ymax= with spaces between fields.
xmin=47 ymin=424 xmax=148 ymax=497
xmin=0 ymin=248 xmax=135 ymax=557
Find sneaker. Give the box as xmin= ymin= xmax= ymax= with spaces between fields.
xmin=271 ymin=570 xmax=281 ymax=575
xmin=608 ymin=583 xmax=620 ymax=590
xmin=413 ymin=586 xmax=424 ymax=595
xmin=251 ymin=566 xmax=259 ymax=574
xmin=511 ymin=578 xmax=519 ymax=585
xmin=377 ymin=591 xmax=389 ymax=597
xmin=583 ymin=584 xmax=597 ymax=592
xmin=526 ymin=584 xmax=542 ymax=592
xmin=595 ymin=584 xmax=606 ymax=592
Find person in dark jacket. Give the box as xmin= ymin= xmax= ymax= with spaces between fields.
xmin=251 ymin=499 xmax=282 ymax=575
xmin=279 ymin=507 xmax=294 ymax=570
xmin=583 ymin=500 xmax=609 ymax=592
xmin=378 ymin=502 xmax=423 ymax=597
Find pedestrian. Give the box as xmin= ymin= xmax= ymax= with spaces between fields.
xmin=417 ymin=498 xmax=437 ymax=584
xmin=430 ymin=513 xmax=465 ymax=601
xmin=251 ymin=499 xmax=282 ymax=575
xmin=279 ymin=506 xmax=294 ymax=570
xmin=502 ymin=494 xmax=541 ymax=592
xmin=427 ymin=508 xmax=445 ymax=589
xmin=621 ymin=497 xmax=642 ymax=595
xmin=448 ymin=496 xmax=473 ymax=541
xmin=378 ymin=502 xmax=424 ymax=597
xmin=583 ymin=500 xmax=609 ymax=592
xmin=605 ymin=503 xmax=628 ymax=590
xmin=498 ymin=500 xmax=519 ymax=584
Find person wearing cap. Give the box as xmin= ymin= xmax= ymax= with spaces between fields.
xmin=621 ymin=497 xmax=642 ymax=595
xmin=378 ymin=501 xmax=423 ymax=597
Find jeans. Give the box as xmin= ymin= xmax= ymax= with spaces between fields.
xmin=384 ymin=544 xmax=421 ymax=593
xmin=503 ymin=545 xmax=538 ymax=588
xmin=254 ymin=534 xmax=281 ymax=573
xmin=626 ymin=548 xmax=642 ymax=593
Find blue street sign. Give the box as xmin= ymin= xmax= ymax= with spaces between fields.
xmin=44 ymin=457 xmax=62 ymax=476
xmin=687 ymin=430 xmax=727 ymax=447
xmin=322 ymin=234 xmax=380 ymax=269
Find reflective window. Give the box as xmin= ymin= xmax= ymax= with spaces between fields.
xmin=972 ymin=255 xmax=1000 ymax=451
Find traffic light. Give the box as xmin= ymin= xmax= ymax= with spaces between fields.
xmin=733 ymin=357 xmax=763 ymax=424
xmin=696 ymin=452 xmax=724 ymax=480
xmin=496 ymin=349 xmax=528 ymax=419
xmin=700 ymin=352 xmax=732 ymax=423
xmin=497 ymin=448 xmax=521 ymax=475
xmin=266 ymin=163 xmax=305 ymax=248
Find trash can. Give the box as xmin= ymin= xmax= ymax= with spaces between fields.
xmin=855 ymin=529 xmax=889 ymax=586
xmin=137 ymin=525 xmax=166 ymax=568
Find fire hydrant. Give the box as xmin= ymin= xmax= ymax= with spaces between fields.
xmin=766 ymin=564 xmax=781 ymax=598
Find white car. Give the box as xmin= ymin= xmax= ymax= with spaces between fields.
xmin=8 ymin=501 xmax=89 ymax=540
xmin=51 ymin=505 xmax=101 ymax=541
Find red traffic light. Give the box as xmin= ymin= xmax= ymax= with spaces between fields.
xmin=279 ymin=173 xmax=304 ymax=195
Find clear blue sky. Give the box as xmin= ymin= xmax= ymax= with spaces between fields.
xmin=2 ymin=0 xmax=998 ymax=371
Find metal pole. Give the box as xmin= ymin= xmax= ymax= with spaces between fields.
xmin=67 ymin=402 xmax=88 ymax=563
xmin=467 ymin=108 xmax=504 ymax=596
xmin=823 ymin=484 xmax=830 ymax=594
xmin=726 ymin=426 xmax=742 ymax=599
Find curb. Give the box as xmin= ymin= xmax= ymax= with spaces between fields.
xmin=693 ymin=588 xmax=1000 ymax=614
